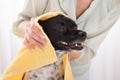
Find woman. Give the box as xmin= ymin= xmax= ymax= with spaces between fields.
xmin=12 ymin=0 xmax=120 ymax=80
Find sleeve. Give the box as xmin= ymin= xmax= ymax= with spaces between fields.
xmin=12 ymin=0 xmax=49 ymax=37
xmin=72 ymin=0 xmax=120 ymax=63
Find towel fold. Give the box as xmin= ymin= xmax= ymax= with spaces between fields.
xmin=0 ymin=12 xmax=73 ymax=80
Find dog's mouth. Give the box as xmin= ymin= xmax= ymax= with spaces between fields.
xmin=58 ymin=41 xmax=84 ymax=50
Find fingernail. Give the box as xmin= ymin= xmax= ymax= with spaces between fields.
xmin=42 ymin=39 xmax=47 ymax=45
xmin=29 ymin=47 xmax=34 ymax=50
xmin=38 ymin=45 xmax=44 ymax=49
xmin=39 ymin=35 xmax=45 ymax=39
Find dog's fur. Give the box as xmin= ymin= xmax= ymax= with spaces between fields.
xmin=23 ymin=15 xmax=87 ymax=80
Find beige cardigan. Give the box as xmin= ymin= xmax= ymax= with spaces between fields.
xmin=12 ymin=0 xmax=120 ymax=80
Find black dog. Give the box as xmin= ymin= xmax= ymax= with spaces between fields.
xmin=23 ymin=15 xmax=87 ymax=80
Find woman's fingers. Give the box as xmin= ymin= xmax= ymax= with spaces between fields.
xmin=23 ymin=18 xmax=47 ymax=49
xmin=24 ymin=38 xmax=33 ymax=50
xmin=29 ymin=37 xmax=44 ymax=48
xmin=68 ymin=51 xmax=81 ymax=60
xmin=30 ymin=18 xmax=46 ymax=40
xmin=24 ymin=29 xmax=46 ymax=49
xmin=28 ymin=29 xmax=47 ymax=47
xmin=32 ymin=25 xmax=46 ymax=40
xmin=23 ymin=31 xmax=34 ymax=50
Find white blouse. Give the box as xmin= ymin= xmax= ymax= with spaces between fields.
xmin=12 ymin=0 xmax=120 ymax=80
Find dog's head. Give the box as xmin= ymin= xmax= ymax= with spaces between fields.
xmin=38 ymin=15 xmax=87 ymax=50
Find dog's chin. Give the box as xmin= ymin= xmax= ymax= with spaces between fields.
xmin=57 ymin=41 xmax=84 ymax=50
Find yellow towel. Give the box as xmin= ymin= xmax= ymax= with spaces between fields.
xmin=0 ymin=12 xmax=73 ymax=80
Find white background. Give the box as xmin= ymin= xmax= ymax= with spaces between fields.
xmin=0 ymin=0 xmax=24 ymax=74
xmin=90 ymin=18 xmax=120 ymax=80
xmin=0 ymin=0 xmax=120 ymax=80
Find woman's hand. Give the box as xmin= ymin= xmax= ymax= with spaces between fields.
xmin=68 ymin=50 xmax=82 ymax=60
xmin=19 ymin=18 xmax=47 ymax=50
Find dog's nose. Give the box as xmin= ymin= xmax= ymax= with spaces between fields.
xmin=78 ymin=31 xmax=87 ymax=38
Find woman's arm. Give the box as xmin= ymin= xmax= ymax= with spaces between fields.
xmin=12 ymin=0 xmax=48 ymax=37
xmin=12 ymin=0 xmax=49 ymax=49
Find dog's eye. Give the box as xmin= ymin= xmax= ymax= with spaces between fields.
xmin=60 ymin=22 xmax=67 ymax=31
xmin=55 ymin=23 xmax=66 ymax=32
xmin=60 ymin=27 xmax=66 ymax=32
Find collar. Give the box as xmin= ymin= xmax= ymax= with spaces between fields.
xmin=58 ymin=0 xmax=100 ymax=22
